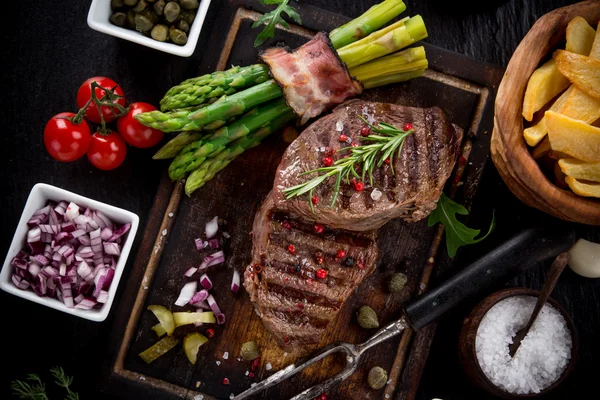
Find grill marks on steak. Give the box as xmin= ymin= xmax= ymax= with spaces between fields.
xmin=244 ymin=194 xmax=378 ymax=350
xmin=272 ymin=100 xmax=463 ymax=231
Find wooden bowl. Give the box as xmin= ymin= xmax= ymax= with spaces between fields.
xmin=490 ymin=1 xmax=600 ymax=225
xmin=458 ymin=288 xmax=579 ymax=399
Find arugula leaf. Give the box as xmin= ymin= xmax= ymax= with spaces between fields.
xmin=252 ymin=0 xmax=302 ymax=48
xmin=428 ymin=192 xmax=495 ymax=258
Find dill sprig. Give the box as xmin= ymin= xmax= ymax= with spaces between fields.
xmin=283 ymin=117 xmax=413 ymax=208
xmin=11 ymin=367 xmax=78 ymax=400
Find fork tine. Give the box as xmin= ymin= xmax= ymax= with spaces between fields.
xmin=233 ymin=342 xmax=352 ymax=400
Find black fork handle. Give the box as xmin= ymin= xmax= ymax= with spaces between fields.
xmin=403 ymin=226 xmax=576 ymax=330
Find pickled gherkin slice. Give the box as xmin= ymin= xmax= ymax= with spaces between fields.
xmin=147 ymin=305 xmax=175 ymax=335
xmin=139 ymin=336 xmax=179 ymax=364
xmin=183 ymin=333 xmax=208 ymax=364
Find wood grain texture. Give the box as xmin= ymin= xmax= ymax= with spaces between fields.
xmin=491 ymin=1 xmax=600 ymax=225
xmin=0 ymin=1 xmax=598 ymax=400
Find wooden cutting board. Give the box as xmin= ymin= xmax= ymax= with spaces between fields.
xmin=103 ymin=1 xmax=504 ymax=399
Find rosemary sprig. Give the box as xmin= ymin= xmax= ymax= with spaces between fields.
xmin=50 ymin=366 xmax=79 ymax=400
xmin=283 ymin=117 xmax=413 ymax=207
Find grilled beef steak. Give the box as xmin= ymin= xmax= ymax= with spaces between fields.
xmin=244 ymin=193 xmax=378 ymax=351
xmin=272 ymin=99 xmax=463 ymax=231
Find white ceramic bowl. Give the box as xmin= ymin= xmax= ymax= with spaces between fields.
xmin=0 ymin=183 xmax=139 ymax=322
xmin=87 ymin=0 xmax=212 ymax=57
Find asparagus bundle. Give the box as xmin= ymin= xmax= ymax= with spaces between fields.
xmin=141 ymin=0 xmax=430 ymax=196
xmin=159 ymin=64 xmax=270 ymax=112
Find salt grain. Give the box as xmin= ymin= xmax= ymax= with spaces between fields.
xmin=370 ymin=188 xmax=382 ymax=201
xmin=336 ymin=121 xmax=344 ymax=131
xmin=193 ymin=395 xmax=204 ymax=400
xmin=223 ymin=351 xmax=229 ymax=360
xmin=162 ymin=229 xmax=167 ymax=236
xmin=266 ymin=363 xmax=272 ymax=371
xmin=475 ymin=295 xmax=572 ymax=395
xmin=216 ymin=361 xmax=221 ymax=366
xmin=245 ymin=370 xmax=249 ymax=376
xmin=229 ymin=394 xmax=234 ymax=399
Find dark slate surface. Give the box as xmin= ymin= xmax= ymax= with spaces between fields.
xmin=0 ymin=0 xmax=596 ymax=399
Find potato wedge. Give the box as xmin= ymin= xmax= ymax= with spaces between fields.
xmin=565 ymin=16 xmax=596 ymax=55
xmin=561 ymin=86 xmax=600 ymax=122
xmin=522 ymin=59 xmax=570 ymax=121
xmin=523 ymin=86 xmax=573 ymax=146
xmin=558 ymin=158 xmax=600 ymax=182
xmin=554 ymin=50 xmax=600 ymax=98
xmin=546 ymin=110 xmax=600 ymax=162
xmin=565 ymin=176 xmax=600 ymax=198
xmin=590 ymin=21 xmax=600 ymax=59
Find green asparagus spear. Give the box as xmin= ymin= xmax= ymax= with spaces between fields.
xmin=349 ymin=46 xmax=427 ymax=83
xmin=329 ymin=0 xmax=407 ymax=49
xmin=168 ymin=98 xmax=292 ymax=180
xmin=360 ymin=68 xmax=426 ymax=89
xmin=184 ymin=110 xmax=296 ymax=195
xmin=136 ymin=80 xmax=283 ymax=132
xmin=152 ymin=131 xmax=205 ymax=159
xmin=160 ymin=64 xmax=270 ymax=111
xmin=337 ymin=15 xmax=428 ymax=68
xmin=162 ymin=66 xmax=242 ymax=98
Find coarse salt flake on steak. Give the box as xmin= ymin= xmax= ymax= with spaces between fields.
xmin=260 ymin=32 xmax=363 ymax=125
xmin=272 ymin=99 xmax=464 ymax=231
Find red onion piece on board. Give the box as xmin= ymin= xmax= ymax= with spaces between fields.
xmin=199 ymin=274 xmax=213 ymax=290
xmin=198 ymin=251 xmax=225 ymax=272
xmin=184 ymin=267 xmax=198 ymax=277
xmin=205 ymin=216 xmax=218 ymax=239
xmin=231 ymin=270 xmax=240 ymax=293
xmin=189 ymin=289 xmax=209 ymax=305
xmin=207 ymin=294 xmax=225 ymax=324
xmin=175 ymin=281 xmax=198 ymax=306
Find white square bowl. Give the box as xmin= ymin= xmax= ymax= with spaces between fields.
xmin=87 ymin=0 xmax=212 ymax=57
xmin=0 ymin=183 xmax=139 ymax=322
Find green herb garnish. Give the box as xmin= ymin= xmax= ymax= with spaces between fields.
xmin=11 ymin=367 xmax=79 ymax=400
xmin=283 ymin=117 xmax=413 ymax=208
xmin=428 ymin=192 xmax=495 ymax=258
xmin=252 ymin=0 xmax=302 ymax=48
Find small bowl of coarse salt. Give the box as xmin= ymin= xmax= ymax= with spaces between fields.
xmin=458 ymin=287 xmax=578 ymax=399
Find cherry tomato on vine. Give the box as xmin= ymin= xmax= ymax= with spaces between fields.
xmin=43 ymin=112 xmax=92 ymax=162
xmin=87 ymin=131 xmax=127 ymax=170
xmin=117 ymin=102 xmax=164 ymax=148
xmin=76 ymin=77 xmax=126 ymax=124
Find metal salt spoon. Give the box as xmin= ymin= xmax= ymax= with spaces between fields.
xmin=508 ymin=252 xmax=570 ymax=358
xmin=234 ymin=227 xmax=575 ymax=400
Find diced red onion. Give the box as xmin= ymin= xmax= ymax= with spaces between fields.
xmin=194 ymin=300 xmax=211 ymax=311
xmin=42 ymin=266 xmax=58 ymax=277
xmin=216 ymin=313 xmax=226 ymax=325
xmin=194 ymin=238 xmax=208 ymax=251
xmin=96 ymin=290 xmax=109 ymax=304
xmin=189 ymin=289 xmax=209 ymax=305
xmin=12 ymin=200 xmax=127 ymax=311
xmin=103 ymin=242 xmax=120 ymax=256
xmin=208 ymin=239 xmax=219 ymax=249
xmin=184 ymin=267 xmax=198 ymax=277
xmin=207 ymin=294 xmax=221 ymax=315
xmin=65 ymin=202 xmax=80 ymax=221
xmin=12 ymin=274 xmax=30 ymax=290
xmin=77 ymin=234 xmax=91 ymax=246
xmin=28 ymin=263 xmax=41 ymax=278
xmin=54 ymin=202 xmax=67 ymax=216
xmin=75 ymin=298 xmax=97 ymax=309
xmin=100 ymin=227 xmax=113 ymax=241
xmin=174 ymin=281 xmax=198 ymax=306
xmin=61 ymin=222 xmax=76 ymax=233
xmin=77 ymin=261 xmax=94 ymax=283
xmin=33 ymin=274 xmax=47 ymax=296
xmin=205 ymin=216 xmax=219 ymax=239
xmin=27 ymin=227 xmax=41 ymax=243
xmin=108 ymin=223 xmax=130 ymax=242
xmin=27 ymin=205 xmax=50 ymax=226
xmin=231 ymin=270 xmax=240 ymax=293
xmin=199 ymin=273 xmax=213 ymax=290
xmin=198 ymin=250 xmax=225 ymax=272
